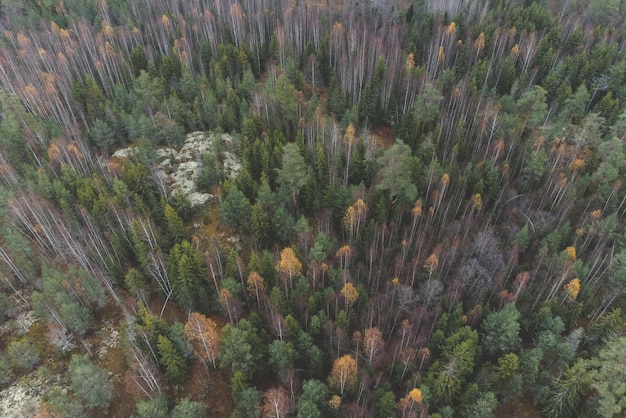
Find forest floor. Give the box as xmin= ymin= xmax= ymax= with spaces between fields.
xmin=0 ymin=287 xmax=235 ymax=417
xmin=496 ymin=394 xmax=541 ymax=417
xmin=370 ymin=124 xmax=396 ymax=148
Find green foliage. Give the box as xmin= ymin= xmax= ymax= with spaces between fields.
xmin=373 ymin=387 xmax=396 ymax=418
xmin=157 ymin=335 xmax=188 ymax=384
xmin=219 ymin=319 xmax=266 ymax=378
xmin=425 ymin=327 xmax=480 ymax=407
xmin=480 ymin=304 xmax=521 ymax=357
xmin=297 ymin=379 xmax=329 ymax=418
xmin=575 ymin=335 xmax=626 ymax=417
xmin=276 ymin=143 xmax=309 ymax=209
xmin=585 ymin=0 xmax=620 ymax=25
xmin=269 ymin=339 xmax=296 ymax=380
xmin=7 ymin=337 xmax=40 ymax=371
xmin=220 ymin=186 xmax=252 ymax=231
xmin=4 ymin=2 xmax=626 ymax=417
xmin=46 ymin=390 xmax=86 ymax=418
xmin=464 ymin=391 xmax=498 ymax=418
xmin=274 ymin=74 xmax=299 ymax=127
xmin=0 ymin=292 xmax=16 ymax=323
xmin=522 ymin=148 xmax=547 ymax=189
xmin=376 ymin=139 xmax=418 ymax=205
xmin=171 ymin=398 xmax=206 ymax=418
xmin=168 ymin=321 xmax=194 ymax=360
xmin=136 ymin=394 xmax=169 ymax=418
xmin=235 ymin=387 xmax=261 ymax=418
xmin=167 ymin=240 xmax=209 ymax=310
xmin=69 ymin=354 xmax=112 ymax=409
xmin=0 ymin=355 xmax=13 ymax=384
xmin=515 ymin=225 xmax=530 ymax=252
xmin=162 ymin=201 xmax=189 ymax=248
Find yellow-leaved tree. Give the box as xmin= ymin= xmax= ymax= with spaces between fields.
xmin=397 ymin=388 xmax=423 ymax=418
xmin=328 ymin=354 xmax=357 ymax=395
xmin=276 ymin=247 xmax=302 ymax=295
xmin=563 ymin=278 xmax=581 ymax=304
xmin=340 ymin=282 xmax=359 ymax=309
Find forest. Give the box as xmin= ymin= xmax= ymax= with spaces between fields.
xmin=0 ymin=0 xmax=626 ymax=416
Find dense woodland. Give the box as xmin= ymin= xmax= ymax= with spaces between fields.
xmin=1 ymin=0 xmax=626 ymax=416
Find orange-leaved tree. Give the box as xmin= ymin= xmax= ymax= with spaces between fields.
xmin=364 ymin=327 xmax=385 ymax=366
xmin=184 ymin=312 xmax=220 ymax=368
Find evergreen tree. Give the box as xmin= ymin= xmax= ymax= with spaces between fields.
xmin=69 ymin=354 xmax=112 ymax=409
xmin=157 ymin=335 xmax=188 ymax=384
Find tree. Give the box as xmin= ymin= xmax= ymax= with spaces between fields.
xmin=171 ymin=398 xmax=206 ymax=418
xmin=251 ymin=202 xmax=272 ymax=248
xmin=563 ymin=278 xmax=581 ymax=304
xmin=125 ymin=267 xmax=149 ymax=304
xmin=522 ymin=148 xmax=547 ymax=188
xmin=70 ymin=354 xmax=112 ymax=409
xmin=163 ymin=201 xmax=188 ymax=248
xmin=220 ymin=186 xmax=252 ymax=231
xmin=235 ymin=386 xmax=262 ymax=418
xmin=277 ymin=247 xmax=302 ymax=294
xmin=297 ymin=379 xmax=329 ymax=418
xmin=219 ymin=319 xmax=264 ymax=378
xmin=517 ymin=86 xmax=548 ymax=135
xmin=364 ymin=327 xmax=385 ymax=366
xmin=247 ymin=271 xmax=266 ymax=309
xmin=276 ymin=143 xmax=308 ymax=209
xmin=585 ymin=0 xmax=620 ymax=25
xmin=6 ymin=337 xmax=39 ymax=371
xmin=426 ymin=327 xmax=479 ymax=407
xmin=376 ymin=140 xmax=417 ymax=205
xmin=586 ymin=346 xmax=625 ymax=415
xmin=168 ymin=240 xmax=209 ymax=311
xmin=480 ymin=303 xmax=521 ymax=356
xmin=465 ymin=391 xmax=498 ymax=418
xmin=424 ymin=253 xmax=440 ymax=278
xmin=328 ymin=354 xmax=357 ymax=395
xmin=220 ymin=287 xmax=241 ymax=324
xmin=397 ymin=388 xmax=423 ymax=418
xmin=184 ymin=312 xmax=220 ymax=368
xmin=263 ymin=386 xmax=291 ymax=418
xmin=135 ymin=395 xmax=169 ymax=418
xmin=269 ymin=340 xmax=296 ymax=381
xmin=340 ymin=282 xmax=359 ymax=309
xmin=343 ymin=123 xmax=357 ymax=185
xmin=157 ymin=335 xmax=188 ymax=384
xmin=45 ymin=389 xmax=87 ymax=418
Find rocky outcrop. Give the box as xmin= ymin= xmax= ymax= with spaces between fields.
xmin=113 ymin=132 xmax=241 ymax=207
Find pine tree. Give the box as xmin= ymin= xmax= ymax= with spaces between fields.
xmin=157 ymin=335 xmax=188 ymax=384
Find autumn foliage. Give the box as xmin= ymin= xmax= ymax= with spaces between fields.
xmin=328 ymin=355 xmax=358 ymax=395
xmin=184 ymin=312 xmax=220 ymax=368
